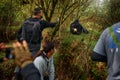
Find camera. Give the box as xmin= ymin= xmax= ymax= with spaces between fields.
xmin=5 ymin=47 xmax=14 ymax=59
xmin=0 ymin=43 xmax=14 ymax=59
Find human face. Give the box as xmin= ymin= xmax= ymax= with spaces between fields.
xmin=47 ymin=49 xmax=54 ymax=58
xmin=38 ymin=10 xmax=43 ymax=18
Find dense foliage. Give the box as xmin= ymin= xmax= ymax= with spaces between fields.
xmin=0 ymin=0 xmax=20 ymax=42
xmin=0 ymin=0 xmax=120 ymax=80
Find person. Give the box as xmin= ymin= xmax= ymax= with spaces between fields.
xmin=12 ymin=40 xmax=41 ymax=80
xmin=0 ymin=42 xmax=12 ymax=63
xmin=15 ymin=7 xmax=57 ymax=80
xmin=33 ymin=41 xmax=55 ymax=80
xmin=17 ymin=7 xmax=57 ymax=57
xmin=91 ymin=22 xmax=120 ymax=80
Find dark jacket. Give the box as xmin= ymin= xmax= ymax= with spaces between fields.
xmin=22 ymin=18 xmax=57 ymax=56
xmin=28 ymin=18 xmax=57 ymax=30
xmin=23 ymin=17 xmax=57 ymax=44
xmin=21 ymin=63 xmax=41 ymax=80
xmin=91 ymin=51 xmax=107 ymax=62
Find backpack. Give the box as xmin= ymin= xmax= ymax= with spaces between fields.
xmin=17 ymin=19 xmax=42 ymax=44
xmin=70 ymin=19 xmax=89 ymax=35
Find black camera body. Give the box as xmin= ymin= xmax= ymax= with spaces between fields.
xmin=3 ymin=47 xmax=14 ymax=59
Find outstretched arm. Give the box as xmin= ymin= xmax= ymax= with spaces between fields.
xmin=41 ymin=20 xmax=57 ymax=29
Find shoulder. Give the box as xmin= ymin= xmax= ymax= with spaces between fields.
xmin=102 ymin=28 xmax=109 ymax=35
xmin=40 ymin=20 xmax=48 ymax=24
xmin=22 ymin=18 xmax=31 ymax=24
xmin=34 ymin=56 xmax=44 ymax=63
xmin=101 ymin=22 xmax=120 ymax=37
xmin=99 ymin=28 xmax=109 ymax=40
xmin=105 ymin=22 xmax=120 ymax=33
xmin=24 ymin=17 xmax=31 ymax=21
xmin=33 ymin=56 xmax=45 ymax=68
xmin=25 ymin=17 xmax=41 ymax=22
xmin=112 ymin=22 xmax=120 ymax=27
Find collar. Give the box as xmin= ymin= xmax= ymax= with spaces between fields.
xmin=43 ymin=51 xmax=49 ymax=60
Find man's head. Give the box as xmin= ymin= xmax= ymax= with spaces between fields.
xmin=43 ymin=41 xmax=55 ymax=58
xmin=33 ymin=8 xmax=42 ymax=18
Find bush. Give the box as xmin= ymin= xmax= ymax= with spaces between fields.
xmin=54 ymin=22 xmax=107 ymax=80
xmin=0 ymin=0 xmax=20 ymax=42
xmin=0 ymin=60 xmax=15 ymax=80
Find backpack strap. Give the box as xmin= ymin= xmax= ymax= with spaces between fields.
xmin=29 ymin=20 xmax=41 ymax=44
xmin=109 ymin=27 xmax=120 ymax=46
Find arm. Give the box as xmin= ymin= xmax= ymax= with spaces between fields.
xmin=41 ymin=20 xmax=57 ymax=29
xmin=21 ymin=20 xmax=28 ymax=41
xmin=21 ymin=25 xmax=26 ymax=41
xmin=34 ymin=57 xmax=44 ymax=80
xmin=91 ymin=29 xmax=108 ymax=62
xmin=49 ymin=56 xmax=54 ymax=80
xmin=91 ymin=51 xmax=107 ymax=62
xmin=21 ymin=63 xmax=41 ymax=80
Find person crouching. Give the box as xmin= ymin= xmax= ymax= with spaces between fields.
xmin=33 ymin=41 xmax=55 ymax=80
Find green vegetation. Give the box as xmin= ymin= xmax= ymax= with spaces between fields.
xmin=0 ymin=0 xmax=120 ymax=80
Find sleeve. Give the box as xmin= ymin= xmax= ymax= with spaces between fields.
xmin=22 ymin=26 xmax=25 ymax=40
xmin=34 ymin=58 xmax=44 ymax=80
xmin=49 ymin=56 xmax=55 ymax=80
xmin=21 ymin=63 xmax=41 ymax=80
xmin=91 ymin=51 xmax=107 ymax=62
xmin=41 ymin=20 xmax=57 ymax=29
xmin=93 ymin=29 xmax=108 ymax=56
